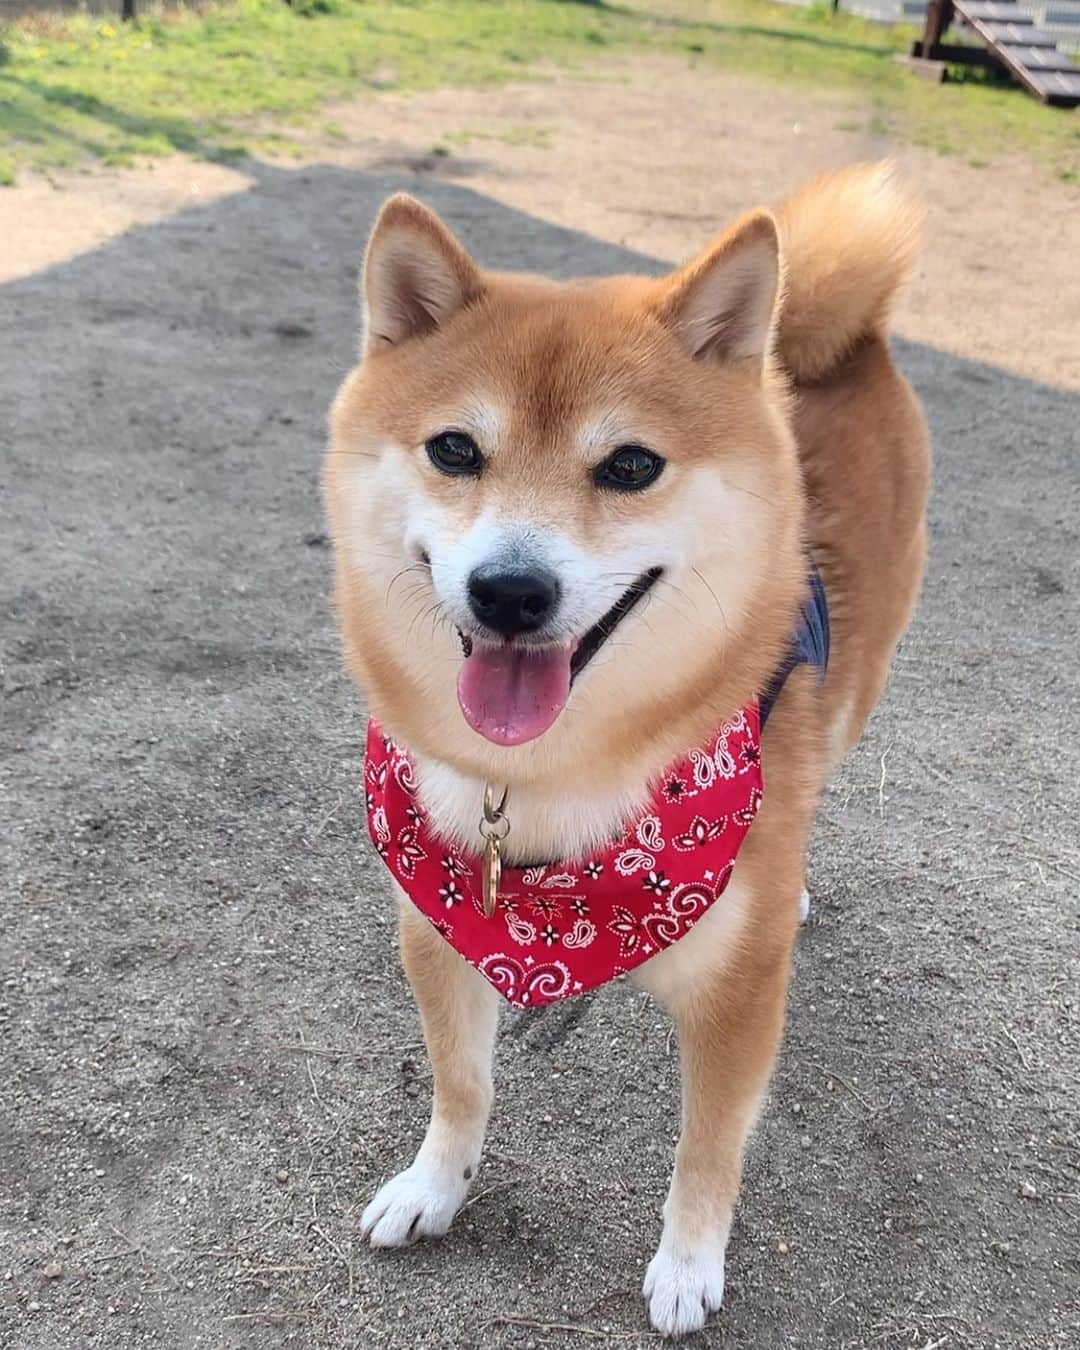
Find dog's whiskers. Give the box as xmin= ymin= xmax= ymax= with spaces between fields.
xmin=726 ymin=481 xmax=772 ymax=507
xmin=691 ymin=566 xmax=730 ymax=637
xmin=385 ymin=563 xmax=428 ymax=607
xmin=407 ymin=598 xmax=455 ymax=647
xmin=596 ymin=570 xmax=697 ymax=625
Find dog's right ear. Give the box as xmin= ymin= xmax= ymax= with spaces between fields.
xmin=361 ymin=194 xmax=483 ymax=355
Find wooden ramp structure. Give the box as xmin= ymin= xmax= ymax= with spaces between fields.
xmin=911 ymin=0 xmax=1080 ymax=105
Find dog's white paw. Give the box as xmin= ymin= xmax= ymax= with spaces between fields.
xmin=643 ymin=1237 xmax=726 ymax=1337
xmin=360 ymin=1161 xmax=470 ymax=1247
xmin=798 ymin=887 xmax=811 ymax=924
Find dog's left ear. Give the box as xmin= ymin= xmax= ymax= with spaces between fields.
xmin=656 ymin=210 xmax=780 ymax=368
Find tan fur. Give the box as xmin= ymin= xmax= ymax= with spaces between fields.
xmin=329 ymin=162 xmax=930 ymax=1335
xmin=775 ymin=161 xmax=925 ymax=383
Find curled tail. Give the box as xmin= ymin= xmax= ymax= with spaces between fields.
xmin=774 ymin=161 xmax=923 ymax=383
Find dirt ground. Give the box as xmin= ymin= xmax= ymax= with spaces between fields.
xmin=3 ymin=59 xmax=1080 ymax=390
xmin=2 ymin=53 xmax=1079 ymax=1350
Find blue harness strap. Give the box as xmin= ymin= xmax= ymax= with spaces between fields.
xmin=759 ymin=565 xmax=830 ymax=727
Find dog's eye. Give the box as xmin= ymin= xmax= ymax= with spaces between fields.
xmin=594 ymin=445 xmax=664 ymax=491
xmin=427 ymin=431 xmax=484 ymax=476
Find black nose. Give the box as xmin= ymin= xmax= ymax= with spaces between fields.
xmin=467 ymin=567 xmax=560 ymax=638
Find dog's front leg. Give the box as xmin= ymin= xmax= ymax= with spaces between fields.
xmin=637 ymin=915 xmax=791 ymax=1336
xmin=361 ymin=897 xmax=498 ymax=1246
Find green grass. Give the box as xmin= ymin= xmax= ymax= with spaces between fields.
xmin=0 ymin=0 xmax=1076 ymax=183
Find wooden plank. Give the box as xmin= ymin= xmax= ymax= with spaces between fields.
xmin=1007 ymin=45 xmax=1080 ymax=70
xmin=897 ymin=54 xmax=950 ymax=80
xmin=995 ymin=47 xmax=1080 ymax=103
xmin=980 ymin=22 xmax=1059 ymax=45
xmin=957 ymin=2 xmax=1033 ymax=21
xmin=1023 ymin=67 xmax=1080 ymax=100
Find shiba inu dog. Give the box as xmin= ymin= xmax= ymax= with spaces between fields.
xmin=324 ymin=162 xmax=930 ymax=1336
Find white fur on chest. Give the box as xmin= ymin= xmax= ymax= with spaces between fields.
xmin=413 ymin=756 xmax=652 ymax=865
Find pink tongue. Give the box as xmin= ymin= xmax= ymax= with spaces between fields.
xmin=457 ymin=642 xmax=573 ymax=746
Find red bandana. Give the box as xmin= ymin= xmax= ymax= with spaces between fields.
xmin=364 ymin=705 xmax=763 ymax=1008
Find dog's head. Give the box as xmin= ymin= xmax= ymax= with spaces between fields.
xmin=326 ymin=195 xmax=805 ymax=785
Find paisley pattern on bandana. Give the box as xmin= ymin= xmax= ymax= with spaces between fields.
xmin=364 ymin=705 xmax=764 ymax=1009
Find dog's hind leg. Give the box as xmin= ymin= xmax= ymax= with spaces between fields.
xmin=360 ymin=896 xmax=498 ymax=1246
